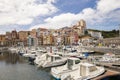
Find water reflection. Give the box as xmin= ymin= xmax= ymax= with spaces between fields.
xmin=0 ymin=52 xmax=25 ymax=64
xmin=0 ymin=52 xmax=53 ymax=80
xmin=100 ymin=74 xmax=120 ymax=80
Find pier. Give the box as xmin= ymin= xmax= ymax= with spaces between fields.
xmin=82 ymin=46 xmax=120 ymax=54
xmin=90 ymin=60 xmax=120 ymax=80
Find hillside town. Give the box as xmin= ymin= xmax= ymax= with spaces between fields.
xmin=0 ymin=0 xmax=120 ymax=80
xmin=0 ymin=17 xmax=120 ymax=80
xmin=0 ymin=19 xmax=119 ymax=48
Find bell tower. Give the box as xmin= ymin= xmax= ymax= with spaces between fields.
xmin=77 ymin=19 xmax=86 ymax=35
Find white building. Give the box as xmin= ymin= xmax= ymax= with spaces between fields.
xmin=27 ymin=35 xmax=38 ymax=46
xmin=88 ymin=31 xmax=103 ymax=39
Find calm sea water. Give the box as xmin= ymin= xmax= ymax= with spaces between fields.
xmin=100 ymin=74 xmax=120 ymax=80
xmin=0 ymin=52 xmax=53 ymax=80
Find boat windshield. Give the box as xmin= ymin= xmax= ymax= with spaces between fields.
xmin=31 ymin=52 xmax=36 ymax=54
xmin=46 ymin=54 xmax=50 ymax=60
xmin=75 ymin=60 xmax=80 ymax=64
xmin=55 ymin=57 xmax=61 ymax=60
xmin=89 ymin=66 xmax=97 ymax=72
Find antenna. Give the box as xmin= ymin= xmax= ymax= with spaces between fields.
xmin=119 ymin=24 xmax=120 ymax=37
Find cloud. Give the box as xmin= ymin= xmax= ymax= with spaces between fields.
xmin=97 ymin=0 xmax=120 ymax=14
xmin=47 ymin=0 xmax=57 ymax=3
xmin=0 ymin=0 xmax=58 ymax=25
xmin=30 ymin=13 xmax=78 ymax=29
xmin=30 ymin=0 xmax=120 ymax=30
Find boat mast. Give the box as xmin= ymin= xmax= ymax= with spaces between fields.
xmin=118 ymin=24 xmax=120 ymax=38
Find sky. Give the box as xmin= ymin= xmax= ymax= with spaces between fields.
xmin=0 ymin=0 xmax=120 ymax=34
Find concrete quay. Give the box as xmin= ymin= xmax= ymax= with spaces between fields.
xmin=82 ymin=46 xmax=120 ymax=54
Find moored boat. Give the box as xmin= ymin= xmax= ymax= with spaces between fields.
xmin=51 ymin=58 xmax=105 ymax=80
xmin=42 ymin=54 xmax=67 ymax=68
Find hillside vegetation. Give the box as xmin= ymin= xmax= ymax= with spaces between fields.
xmin=88 ymin=29 xmax=119 ymax=38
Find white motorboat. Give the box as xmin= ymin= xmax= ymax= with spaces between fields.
xmin=9 ymin=47 xmax=18 ymax=53
xmin=42 ymin=54 xmax=67 ymax=68
xmin=55 ymin=51 xmax=80 ymax=58
xmin=99 ymin=53 xmax=120 ymax=62
xmin=18 ymin=48 xmax=27 ymax=55
xmin=22 ymin=47 xmax=46 ymax=58
xmin=35 ymin=53 xmax=47 ymax=67
xmin=51 ymin=58 xmax=105 ymax=80
xmin=23 ymin=50 xmax=37 ymax=59
xmin=34 ymin=50 xmax=48 ymax=65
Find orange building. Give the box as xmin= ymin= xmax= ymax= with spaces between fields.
xmin=0 ymin=35 xmax=6 ymax=46
xmin=11 ymin=30 xmax=18 ymax=40
xmin=48 ymin=34 xmax=54 ymax=45
xmin=30 ymin=29 xmax=37 ymax=38
xmin=5 ymin=30 xmax=19 ymax=47
xmin=11 ymin=30 xmax=19 ymax=46
xmin=18 ymin=31 xmax=29 ymax=41
xmin=18 ymin=31 xmax=30 ymax=46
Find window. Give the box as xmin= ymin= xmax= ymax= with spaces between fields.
xmin=89 ymin=66 xmax=97 ymax=72
xmin=31 ymin=52 xmax=36 ymax=54
xmin=75 ymin=60 xmax=80 ymax=64
xmin=55 ymin=57 xmax=61 ymax=60
xmin=68 ymin=59 xmax=73 ymax=66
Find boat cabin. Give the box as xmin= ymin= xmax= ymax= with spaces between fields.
xmin=67 ymin=58 xmax=80 ymax=70
xmin=80 ymin=63 xmax=97 ymax=76
xmin=30 ymin=51 xmax=36 ymax=54
xmin=46 ymin=54 xmax=61 ymax=62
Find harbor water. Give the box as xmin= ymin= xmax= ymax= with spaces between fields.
xmin=0 ymin=52 xmax=53 ymax=80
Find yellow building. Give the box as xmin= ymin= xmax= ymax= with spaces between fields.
xmin=38 ymin=34 xmax=43 ymax=46
xmin=43 ymin=34 xmax=54 ymax=45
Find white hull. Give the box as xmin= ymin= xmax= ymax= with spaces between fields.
xmin=42 ymin=59 xmax=67 ymax=68
xmin=51 ymin=62 xmax=105 ymax=80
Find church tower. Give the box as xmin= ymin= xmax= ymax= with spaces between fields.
xmin=76 ymin=19 xmax=86 ymax=36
